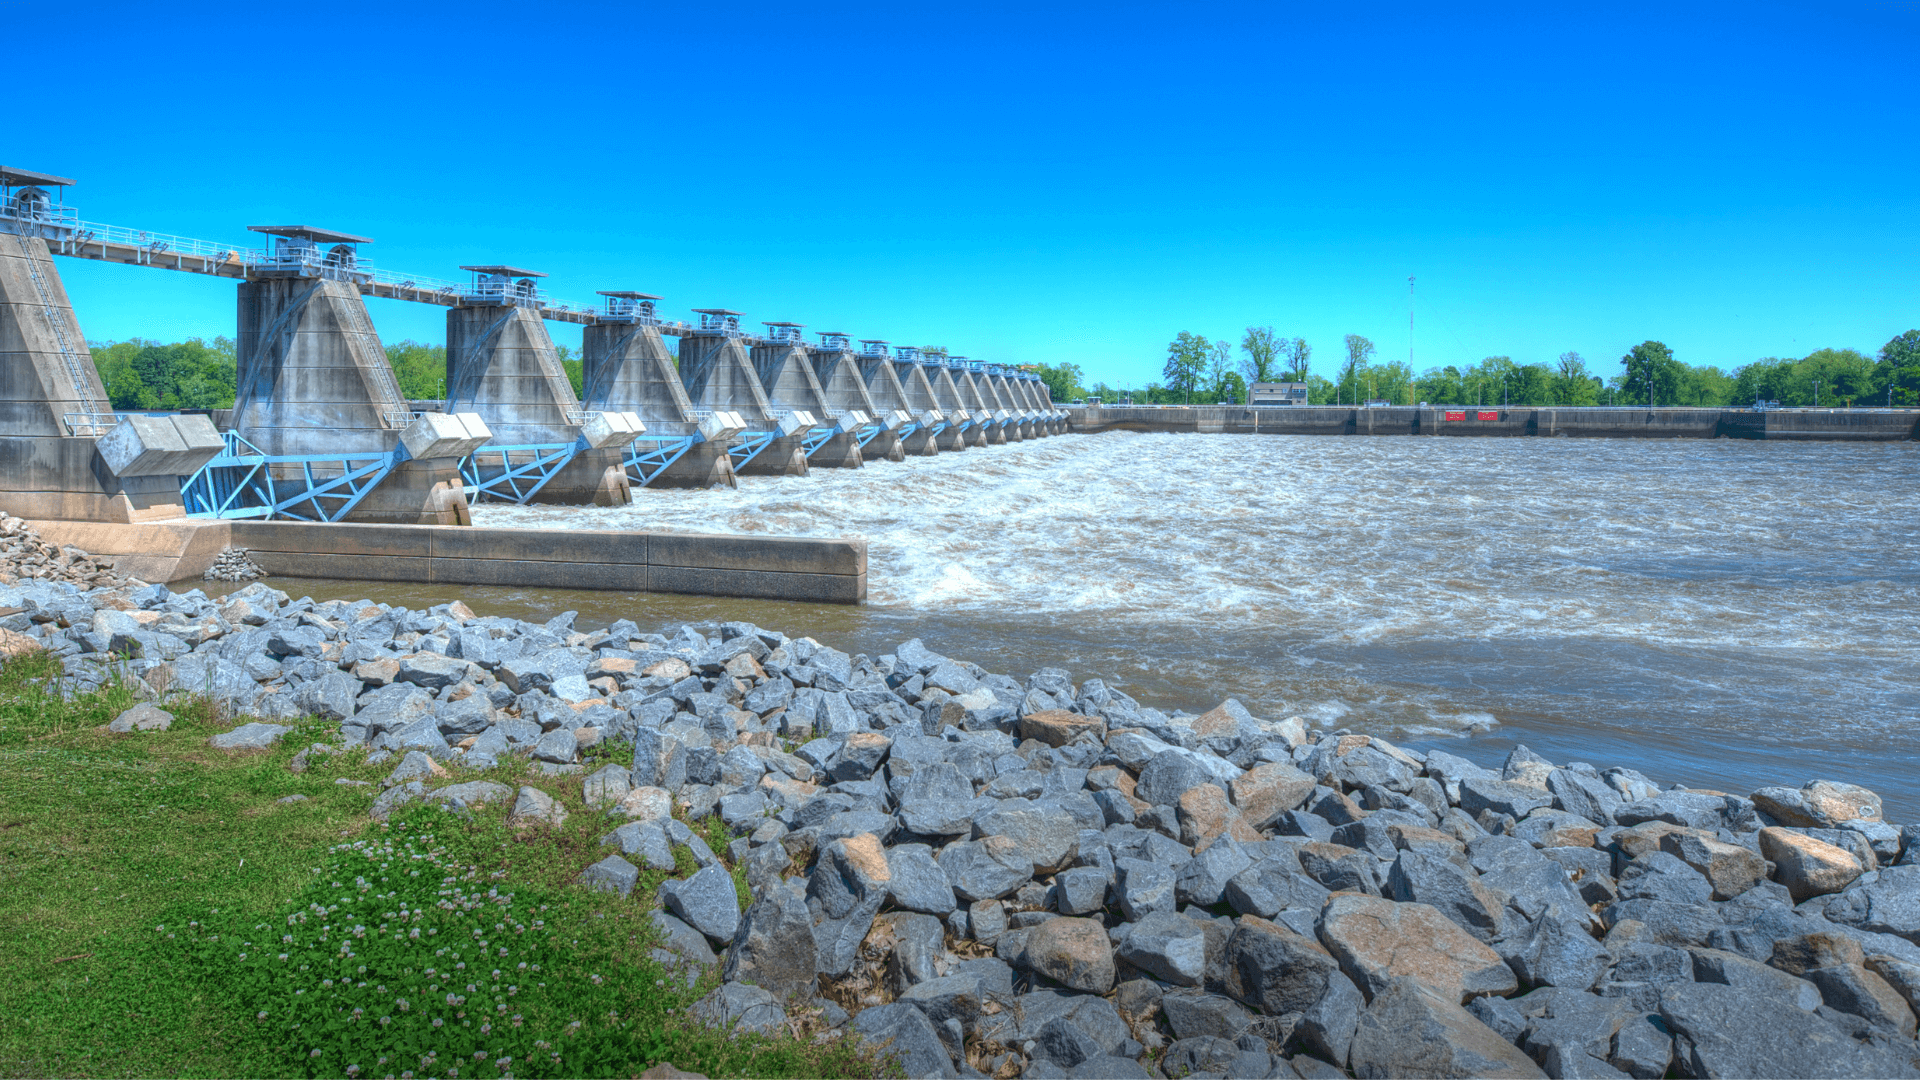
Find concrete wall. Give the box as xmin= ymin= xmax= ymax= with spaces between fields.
xmin=446 ymin=305 xmax=580 ymax=446
xmin=236 ymin=278 xmax=409 ymax=455
xmin=0 ymin=436 xmax=192 ymax=523
xmin=28 ymin=519 xmax=867 ymax=603
xmin=234 ymin=278 xmax=465 ymax=525
xmin=0 ymin=234 xmax=110 ymax=438
xmin=1068 ymin=405 xmax=1919 ymax=441
xmin=579 ymin=324 xmax=735 ymax=489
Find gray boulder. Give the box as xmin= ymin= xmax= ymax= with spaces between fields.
xmin=1135 ymin=750 xmax=1214 ymax=808
xmin=1348 ymin=977 xmax=1548 ymax=1079
xmin=108 ymin=702 xmax=173 ymax=732
xmin=938 ymin=836 xmax=1032 ymax=903
xmin=851 ymin=1002 xmax=956 ymax=1079
xmin=1115 ymin=909 xmax=1210 ymax=986
xmin=722 ymin=877 xmax=816 ymax=1000
xmin=1658 ymin=980 xmax=1905 ymax=1080
xmin=209 ymin=721 xmax=288 ymax=750
xmin=580 ymin=854 xmax=639 ymax=897
xmin=690 ymin=981 xmax=786 ymax=1036
xmin=886 ymin=843 xmax=958 ymax=916
xmin=660 ymin=863 xmax=742 ymax=946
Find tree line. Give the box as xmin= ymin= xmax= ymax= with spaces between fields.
xmin=87 ymin=339 xmax=589 ymax=410
xmin=82 ymin=328 xmax=1920 ymax=412
xmin=1038 ymin=328 xmax=1920 ymax=408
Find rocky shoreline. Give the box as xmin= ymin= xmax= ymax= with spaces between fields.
xmin=3 ymin=530 xmax=1918 ymax=1079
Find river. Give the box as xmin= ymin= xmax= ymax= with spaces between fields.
xmin=269 ymin=432 xmax=1920 ymax=818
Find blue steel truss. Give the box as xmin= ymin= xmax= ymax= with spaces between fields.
xmin=852 ymin=423 xmax=883 ymax=449
xmin=459 ymin=442 xmax=581 ymax=505
xmin=728 ymin=429 xmax=778 ymax=470
xmin=622 ymin=435 xmax=699 ymax=488
xmin=799 ymin=425 xmax=837 ymax=458
xmin=181 ymin=431 xmax=400 ymax=522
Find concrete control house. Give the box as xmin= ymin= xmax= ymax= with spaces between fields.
xmin=1249 ymin=381 xmax=1310 ymax=405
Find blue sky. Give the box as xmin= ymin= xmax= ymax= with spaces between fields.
xmin=14 ymin=1 xmax=1918 ymax=387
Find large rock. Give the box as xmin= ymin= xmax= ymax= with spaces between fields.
xmin=209 ymin=721 xmax=288 ymax=750
xmin=1228 ymin=761 xmax=1316 ymax=830
xmin=1804 ymin=963 xmax=1918 ymax=1038
xmin=661 ymin=863 xmax=742 ymax=946
xmin=1348 ymin=977 xmax=1547 ymax=1079
xmin=1222 ymin=915 xmax=1363 ymax=1066
xmin=1824 ymin=865 xmax=1920 ymax=946
xmin=850 ymin=1002 xmax=956 ymax=1080
xmin=1018 ymin=709 xmax=1105 ymax=748
xmin=885 ymin=843 xmax=958 ymax=916
xmin=1135 ymin=750 xmax=1214 ymax=808
xmin=722 ymin=877 xmax=816 ymax=1000
xmin=1759 ymin=827 xmax=1863 ymax=902
xmin=1318 ymin=893 xmax=1519 ymax=1003
xmin=1175 ymin=783 xmax=1261 ymax=847
xmin=1459 ymin=777 xmax=1554 ymax=819
xmin=810 ymin=833 xmax=891 ymax=978
xmin=1658 ymin=980 xmax=1903 ymax=1080
xmin=938 ymin=835 xmax=1033 ymax=903
xmin=1386 ymin=851 xmax=1507 ymax=943
xmin=109 ymin=702 xmax=173 ymax=732
xmin=580 ymin=854 xmax=639 ymax=898
xmin=1116 ymin=910 xmax=1211 ymax=986
xmin=509 ymin=785 xmax=567 ymax=827
xmin=1659 ymin=831 xmax=1768 ymax=900
xmin=1016 ymin=916 xmax=1115 ymax=994
xmin=975 ymin=798 xmax=1078 ymax=874
xmin=1751 ymin=780 xmax=1883 ymax=830
xmin=690 ymin=982 xmax=785 ymax=1036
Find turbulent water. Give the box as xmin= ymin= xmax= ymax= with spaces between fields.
xmin=430 ymin=432 xmax=1918 ymax=815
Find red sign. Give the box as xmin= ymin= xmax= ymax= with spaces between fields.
xmin=1478 ymin=410 xmax=1499 ymax=421
xmin=1444 ymin=410 xmax=1465 ymax=421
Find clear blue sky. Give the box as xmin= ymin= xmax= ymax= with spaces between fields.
xmin=14 ymin=1 xmax=1918 ymax=387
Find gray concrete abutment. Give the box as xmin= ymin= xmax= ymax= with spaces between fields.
xmin=1066 ymin=405 xmax=1919 ymax=441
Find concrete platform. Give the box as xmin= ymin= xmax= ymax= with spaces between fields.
xmin=28 ymin=519 xmax=866 ymax=603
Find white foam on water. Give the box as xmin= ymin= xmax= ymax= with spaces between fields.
xmin=480 ymin=432 xmax=1920 ymax=760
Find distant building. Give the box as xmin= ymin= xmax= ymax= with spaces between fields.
xmin=1249 ymin=382 xmax=1309 ymax=406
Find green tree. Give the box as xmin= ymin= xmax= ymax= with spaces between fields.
xmin=1554 ymin=352 xmax=1599 ymax=405
xmin=1339 ymin=335 xmax=1375 ymax=405
xmin=1621 ymin=340 xmax=1680 ymax=408
xmin=1279 ymin=337 xmax=1312 ymax=382
xmin=1240 ymin=327 xmax=1280 ymax=384
xmin=1877 ymin=329 xmax=1920 ymax=406
xmin=1163 ymin=332 xmax=1210 ymax=404
xmin=385 ymin=341 xmax=448 ymax=400
xmin=555 ymin=343 xmax=584 ymax=399
xmin=1033 ymin=361 xmax=1085 ymax=403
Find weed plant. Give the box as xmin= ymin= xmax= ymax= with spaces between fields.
xmin=0 ymin=650 xmax=885 ymax=1079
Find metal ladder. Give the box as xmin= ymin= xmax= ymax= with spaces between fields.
xmin=340 ymin=297 xmax=413 ymax=427
xmin=11 ymin=233 xmax=109 ymax=433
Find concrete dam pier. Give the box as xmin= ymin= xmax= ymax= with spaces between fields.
xmin=0 ymin=164 xmax=1066 ymax=599
xmin=1068 ymin=404 xmax=1920 ymax=441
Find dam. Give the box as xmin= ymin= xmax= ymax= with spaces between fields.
xmin=1 ymin=164 xmax=1911 ymax=600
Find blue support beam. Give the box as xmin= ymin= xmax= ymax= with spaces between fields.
xmin=728 ymin=429 xmax=777 ymax=471
xmin=181 ymin=431 xmax=401 ymax=522
xmin=622 ymin=435 xmax=699 ymax=488
xmin=459 ymin=442 xmax=582 ymax=505
xmin=852 ymin=423 xmax=883 ymax=449
xmin=799 ymin=425 xmax=837 ymax=459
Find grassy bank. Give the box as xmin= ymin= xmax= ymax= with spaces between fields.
xmin=0 ymin=652 xmax=880 ymax=1079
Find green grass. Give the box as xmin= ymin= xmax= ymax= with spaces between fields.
xmin=0 ymin=652 xmax=885 ymax=1079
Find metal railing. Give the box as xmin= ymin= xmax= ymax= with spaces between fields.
xmin=0 ymin=192 xmax=78 ymax=232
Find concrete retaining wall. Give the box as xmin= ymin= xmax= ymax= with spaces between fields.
xmin=1068 ymin=406 xmax=1918 ymax=441
xmin=27 ymin=519 xmax=866 ymax=603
